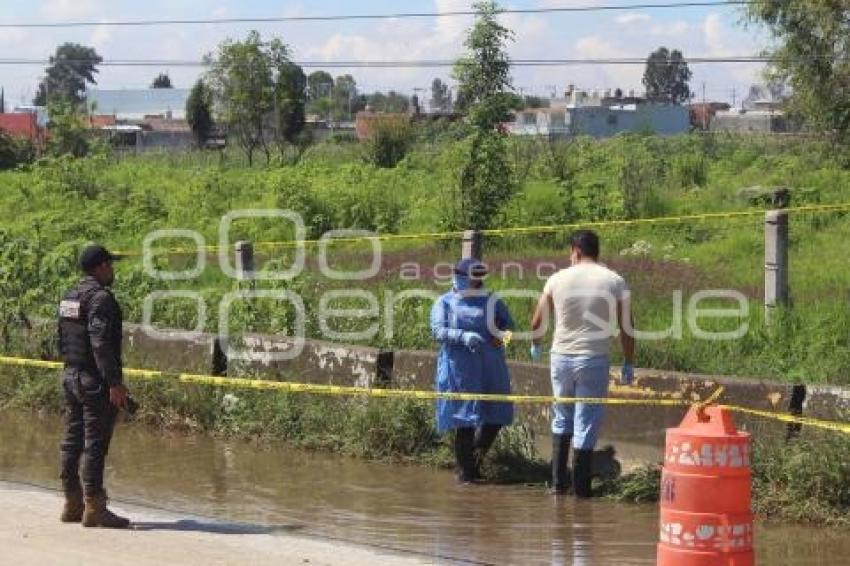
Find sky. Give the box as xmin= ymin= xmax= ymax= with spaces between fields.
xmin=0 ymin=0 xmax=771 ymax=108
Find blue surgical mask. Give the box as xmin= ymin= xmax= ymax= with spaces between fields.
xmin=453 ymin=274 xmax=471 ymax=291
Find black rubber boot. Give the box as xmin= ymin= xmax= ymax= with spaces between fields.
xmin=454 ymin=427 xmax=476 ymax=484
xmin=473 ymin=424 xmax=501 ymax=479
xmin=550 ymin=434 xmax=572 ymax=495
xmin=573 ymin=449 xmax=594 ymax=498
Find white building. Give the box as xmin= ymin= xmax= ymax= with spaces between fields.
xmin=710 ymin=109 xmax=794 ymax=134
xmin=507 ymin=89 xmax=690 ymax=138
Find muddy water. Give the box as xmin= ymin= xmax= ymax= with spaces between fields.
xmin=0 ymin=410 xmax=845 ymax=565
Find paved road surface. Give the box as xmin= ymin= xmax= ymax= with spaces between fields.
xmin=0 ymin=482 xmax=429 ymax=566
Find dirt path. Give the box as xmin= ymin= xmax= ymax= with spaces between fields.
xmin=0 ymin=482 xmax=429 ymax=566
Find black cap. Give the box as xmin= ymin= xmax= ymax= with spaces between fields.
xmin=79 ymin=245 xmax=122 ymax=272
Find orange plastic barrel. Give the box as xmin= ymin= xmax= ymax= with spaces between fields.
xmin=657 ymin=406 xmax=754 ymax=566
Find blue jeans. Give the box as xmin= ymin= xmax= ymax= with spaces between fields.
xmin=550 ymin=353 xmax=610 ymax=450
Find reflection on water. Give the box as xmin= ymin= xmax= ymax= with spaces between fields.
xmin=0 ymin=410 xmax=845 ymax=565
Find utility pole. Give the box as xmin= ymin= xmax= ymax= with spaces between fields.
xmin=702 ymin=81 xmax=707 ymax=130
xmin=732 ymin=87 xmax=737 ymax=109
xmin=413 ymin=87 xmax=425 ymax=114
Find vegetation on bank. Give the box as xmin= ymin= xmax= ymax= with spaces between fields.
xmin=1 ymin=133 xmax=850 ymax=384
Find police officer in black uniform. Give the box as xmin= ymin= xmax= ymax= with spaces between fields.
xmin=58 ymin=244 xmax=130 ymax=528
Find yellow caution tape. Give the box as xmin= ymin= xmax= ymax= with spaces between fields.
xmin=722 ymin=405 xmax=850 ymax=435
xmin=0 ymin=356 xmax=62 ymax=370
xmin=1 ymin=354 xmax=848 ymax=434
xmin=695 ymin=385 xmax=726 ymax=410
xmin=116 ymin=202 xmax=850 ymax=257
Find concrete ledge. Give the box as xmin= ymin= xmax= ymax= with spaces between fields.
xmin=226 ymin=333 xmax=382 ymax=388
xmin=124 ymin=324 xmax=214 ymax=375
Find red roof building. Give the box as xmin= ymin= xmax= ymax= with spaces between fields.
xmin=88 ymin=114 xmax=117 ymax=129
xmin=0 ymin=113 xmax=40 ymax=141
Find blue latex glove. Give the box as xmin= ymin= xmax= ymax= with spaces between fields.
xmin=530 ymin=343 xmax=543 ymax=362
xmin=462 ymin=332 xmax=484 ymax=352
xmin=620 ymin=362 xmax=635 ymax=385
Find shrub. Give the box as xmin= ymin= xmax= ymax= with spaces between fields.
xmin=363 ymin=115 xmax=413 ymax=168
xmin=0 ymin=132 xmax=34 ymax=170
xmin=669 ymin=153 xmax=708 ymax=188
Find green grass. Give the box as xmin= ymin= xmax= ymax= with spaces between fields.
xmin=2 ymin=133 xmax=850 ymax=383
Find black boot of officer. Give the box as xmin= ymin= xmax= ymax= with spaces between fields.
xmin=58 ymin=245 xmax=130 ymax=528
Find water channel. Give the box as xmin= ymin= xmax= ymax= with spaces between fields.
xmin=0 ymin=410 xmax=845 ymax=565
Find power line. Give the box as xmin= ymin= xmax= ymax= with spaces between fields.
xmin=0 ymin=1 xmax=749 ymax=29
xmin=0 ymin=56 xmax=779 ymax=69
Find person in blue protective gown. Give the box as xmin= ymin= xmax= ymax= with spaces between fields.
xmin=430 ymin=258 xmax=515 ymax=483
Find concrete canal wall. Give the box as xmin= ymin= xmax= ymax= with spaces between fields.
xmin=13 ymin=320 xmax=848 ymax=445
xmin=119 ymin=324 xmax=847 ymax=430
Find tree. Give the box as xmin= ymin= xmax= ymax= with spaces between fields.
xmin=431 ymin=78 xmax=451 ymax=112
xmin=207 ymin=31 xmax=308 ymax=165
xmin=34 ymin=43 xmax=102 ymax=106
xmin=207 ymin=31 xmax=287 ymax=165
xmin=366 ymin=91 xmax=410 ymax=113
xmin=507 ymin=94 xmax=549 ymax=110
xmin=46 ymin=100 xmax=91 ymax=157
xmin=453 ymin=2 xmax=514 ymax=126
xmin=449 ymin=1 xmax=517 ymax=231
xmin=307 ymin=70 xmax=334 ymax=101
xmin=642 ymin=47 xmax=692 ymax=104
xmin=273 ymin=62 xmax=307 ymax=159
xmin=746 ymin=1 xmax=850 ymax=139
xmin=186 ymin=79 xmax=213 ymax=148
xmin=333 ymin=74 xmax=361 ymax=120
xmin=151 ymin=73 xmax=173 ymax=88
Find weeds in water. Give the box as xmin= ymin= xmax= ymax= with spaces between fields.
xmin=752 ymin=432 xmax=850 ymax=526
xmin=480 ymin=424 xmax=549 ymax=484
xmin=596 ymin=464 xmax=661 ymax=504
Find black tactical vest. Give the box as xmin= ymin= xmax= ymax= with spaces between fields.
xmin=58 ymin=278 xmax=104 ymax=368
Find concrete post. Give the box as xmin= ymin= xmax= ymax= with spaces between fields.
xmin=765 ymin=211 xmax=789 ymax=323
xmin=235 ymin=240 xmax=254 ymax=281
xmin=461 ymin=229 xmax=483 ymax=260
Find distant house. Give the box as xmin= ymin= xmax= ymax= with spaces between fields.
xmin=12 ymin=105 xmax=48 ymax=128
xmin=710 ymin=83 xmax=800 ymax=134
xmin=507 ymin=89 xmax=690 ymax=138
xmin=0 ymin=112 xmax=45 ymax=146
xmin=689 ymin=102 xmax=731 ymax=130
xmin=87 ymin=88 xmax=190 ymax=120
xmin=85 ymin=89 xmax=195 ymax=151
xmin=710 ymin=109 xmax=796 ymax=134
xmin=88 ymin=115 xmax=117 ymax=128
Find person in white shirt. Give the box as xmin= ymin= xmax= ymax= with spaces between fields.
xmin=530 ymin=230 xmax=635 ymax=497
